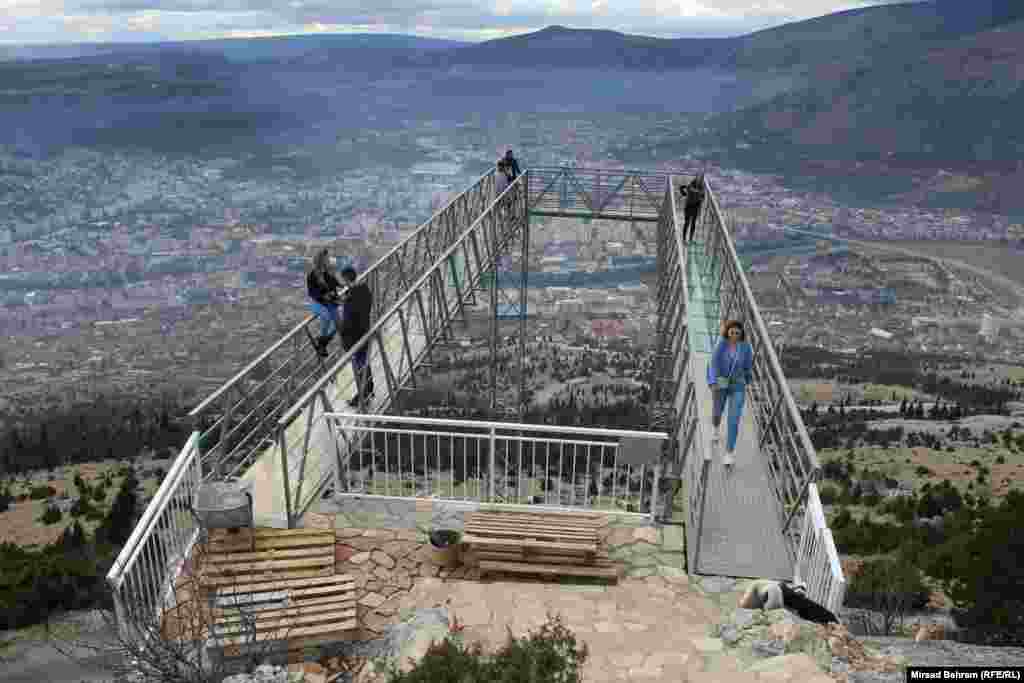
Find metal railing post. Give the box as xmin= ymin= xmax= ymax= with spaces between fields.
xmin=649 ymin=463 xmax=660 ymax=523
xmin=279 ymin=425 xmax=294 ymax=528
xmin=489 ymin=426 xmax=497 ymax=501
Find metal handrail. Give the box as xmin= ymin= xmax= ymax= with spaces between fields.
xmin=320 ymin=411 xmax=668 ymax=520
xmin=189 ymin=167 xmax=497 ymax=421
xmin=315 ymin=411 xmax=669 ymax=440
xmin=278 ymin=173 xmax=527 ymax=429
xmin=796 ymin=484 xmax=847 ymax=614
xmin=188 ymin=316 xmax=314 ymax=419
xmin=108 ymin=432 xmax=200 ymax=584
xmin=703 ymin=176 xmax=819 ymax=475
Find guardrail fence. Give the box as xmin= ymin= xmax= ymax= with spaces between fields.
xmin=107 ymin=433 xmax=204 ymax=645
xmin=322 ymin=413 xmax=668 ymax=520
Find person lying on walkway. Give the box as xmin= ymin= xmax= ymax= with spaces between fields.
xmin=339 ymin=265 xmax=375 ymax=408
xmin=680 ymin=174 xmax=705 ymax=243
xmin=706 ymin=319 xmax=754 ymax=467
xmin=306 ymin=248 xmax=343 ymax=358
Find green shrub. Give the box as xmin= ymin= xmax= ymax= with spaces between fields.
xmin=29 ymin=485 xmax=57 ymax=500
xmin=70 ymin=496 xmax=95 ymax=518
xmin=862 ymin=491 xmax=882 ymax=508
xmin=817 ymin=483 xmax=839 ymax=505
xmin=384 ymin=613 xmax=589 ymax=683
xmin=923 ymin=490 xmax=1024 ymax=646
xmin=845 ymin=555 xmax=930 ymax=635
xmin=39 ymin=505 xmax=62 ymax=525
xmin=92 ymin=487 xmax=106 ymax=503
xmin=995 ymin=455 xmax=1006 ymax=464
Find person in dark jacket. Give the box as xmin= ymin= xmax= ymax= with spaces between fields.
xmin=307 ymin=248 xmax=343 ymax=357
xmin=680 ymin=174 xmax=705 ymax=242
xmin=495 ymin=159 xmax=510 ymax=196
xmin=706 ymin=318 xmax=754 ymax=468
xmin=503 ymin=149 xmax=521 ymax=181
xmin=339 ymin=265 xmax=374 ymax=408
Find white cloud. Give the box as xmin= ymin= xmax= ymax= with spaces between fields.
xmin=0 ymin=1 xmax=903 ymax=45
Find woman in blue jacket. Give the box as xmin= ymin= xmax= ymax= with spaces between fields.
xmin=706 ymin=319 xmax=754 ymax=467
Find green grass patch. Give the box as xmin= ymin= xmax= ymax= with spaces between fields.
xmin=819 ymin=445 xmax=1024 ymax=501
xmin=862 ymin=383 xmax=915 ymax=402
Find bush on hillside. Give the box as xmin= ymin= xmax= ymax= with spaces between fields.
xmin=817 ymin=483 xmax=839 ymax=505
xmin=845 ymin=555 xmax=931 ymax=635
xmin=39 ymin=504 xmax=62 ymax=525
xmin=383 ymin=613 xmax=589 ymax=683
xmin=29 ymin=485 xmax=57 ymax=500
xmin=70 ymin=495 xmax=96 ymax=518
xmin=923 ymin=490 xmax=1024 ymax=646
xmin=832 ymin=513 xmax=906 ymax=555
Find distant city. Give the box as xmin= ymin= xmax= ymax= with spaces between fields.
xmin=2 ymin=109 xmax=1024 ymax=411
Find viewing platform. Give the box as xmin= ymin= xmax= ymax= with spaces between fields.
xmin=106 ymin=165 xmax=845 ymax=674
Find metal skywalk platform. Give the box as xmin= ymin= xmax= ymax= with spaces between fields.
xmin=108 ymin=165 xmax=846 ymax=650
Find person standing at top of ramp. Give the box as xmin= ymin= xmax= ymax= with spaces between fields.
xmin=339 ymin=265 xmax=375 ymax=408
xmin=306 ymin=248 xmax=343 ymax=358
xmin=503 ymin=149 xmax=521 ymax=181
xmin=706 ymin=319 xmax=754 ymax=468
xmin=495 ymin=158 xmax=511 ymax=196
xmin=680 ymin=174 xmax=705 ymax=243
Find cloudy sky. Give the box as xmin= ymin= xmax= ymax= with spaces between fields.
xmin=2 ymin=0 xmax=908 ymax=46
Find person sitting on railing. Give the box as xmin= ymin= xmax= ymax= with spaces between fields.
xmin=706 ymin=319 xmax=754 ymax=468
xmin=680 ymin=174 xmax=705 ymax=243
xmin=339 ymin=265 xmax=375 ymax=408
xmin=307 ymin=248 xmax=343 ymax=358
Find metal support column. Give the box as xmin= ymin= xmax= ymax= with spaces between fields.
xmin=489 ymin=246 xmax=499 ymax=417
xmin=518 ymin=171 xmax=530 ymax=419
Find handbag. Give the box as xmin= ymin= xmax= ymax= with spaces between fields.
xmin=716 ymin=348 xmax=740 ymax=389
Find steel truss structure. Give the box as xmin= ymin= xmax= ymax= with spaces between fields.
xmin=185 ymin=170 xmax=500 ymax=481
xmin=108 ymin=165 xmax=847 ymax=653
xmin=273 ymin=171 xmax=531 ymax=525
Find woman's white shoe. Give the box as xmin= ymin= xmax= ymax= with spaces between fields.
xmin=723 ymin=451 xmax=734 ymax=467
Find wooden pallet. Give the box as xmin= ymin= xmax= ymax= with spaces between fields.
xmin=193 ymin=528 xmax=359 ymax=654
xmin=463 ymin=510 xmax=619 ymax=581
xmin=212 ymin=574 xmax=358 ymax=650
xmin=201 ymin=528 xmax=336 ymax=588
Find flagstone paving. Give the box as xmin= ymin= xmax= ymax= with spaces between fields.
xmin=302 ymin=506 xmax=835 ymax=682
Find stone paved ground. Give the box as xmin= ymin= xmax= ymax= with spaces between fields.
xmin=301 ymin=501 xmax=835 ymax=682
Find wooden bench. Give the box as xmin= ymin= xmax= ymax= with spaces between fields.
xmin=198 ymin=528 xmax=358 ymax=653
xmin=462 ymin=509 xmax=620 ymax=581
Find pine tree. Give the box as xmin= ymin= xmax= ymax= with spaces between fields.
xmin=96 ymin=470 xmax=139 ymax=548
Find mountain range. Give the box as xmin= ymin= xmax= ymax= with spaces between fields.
xmin=3 ymin=1 xmax=1022 ymax=209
